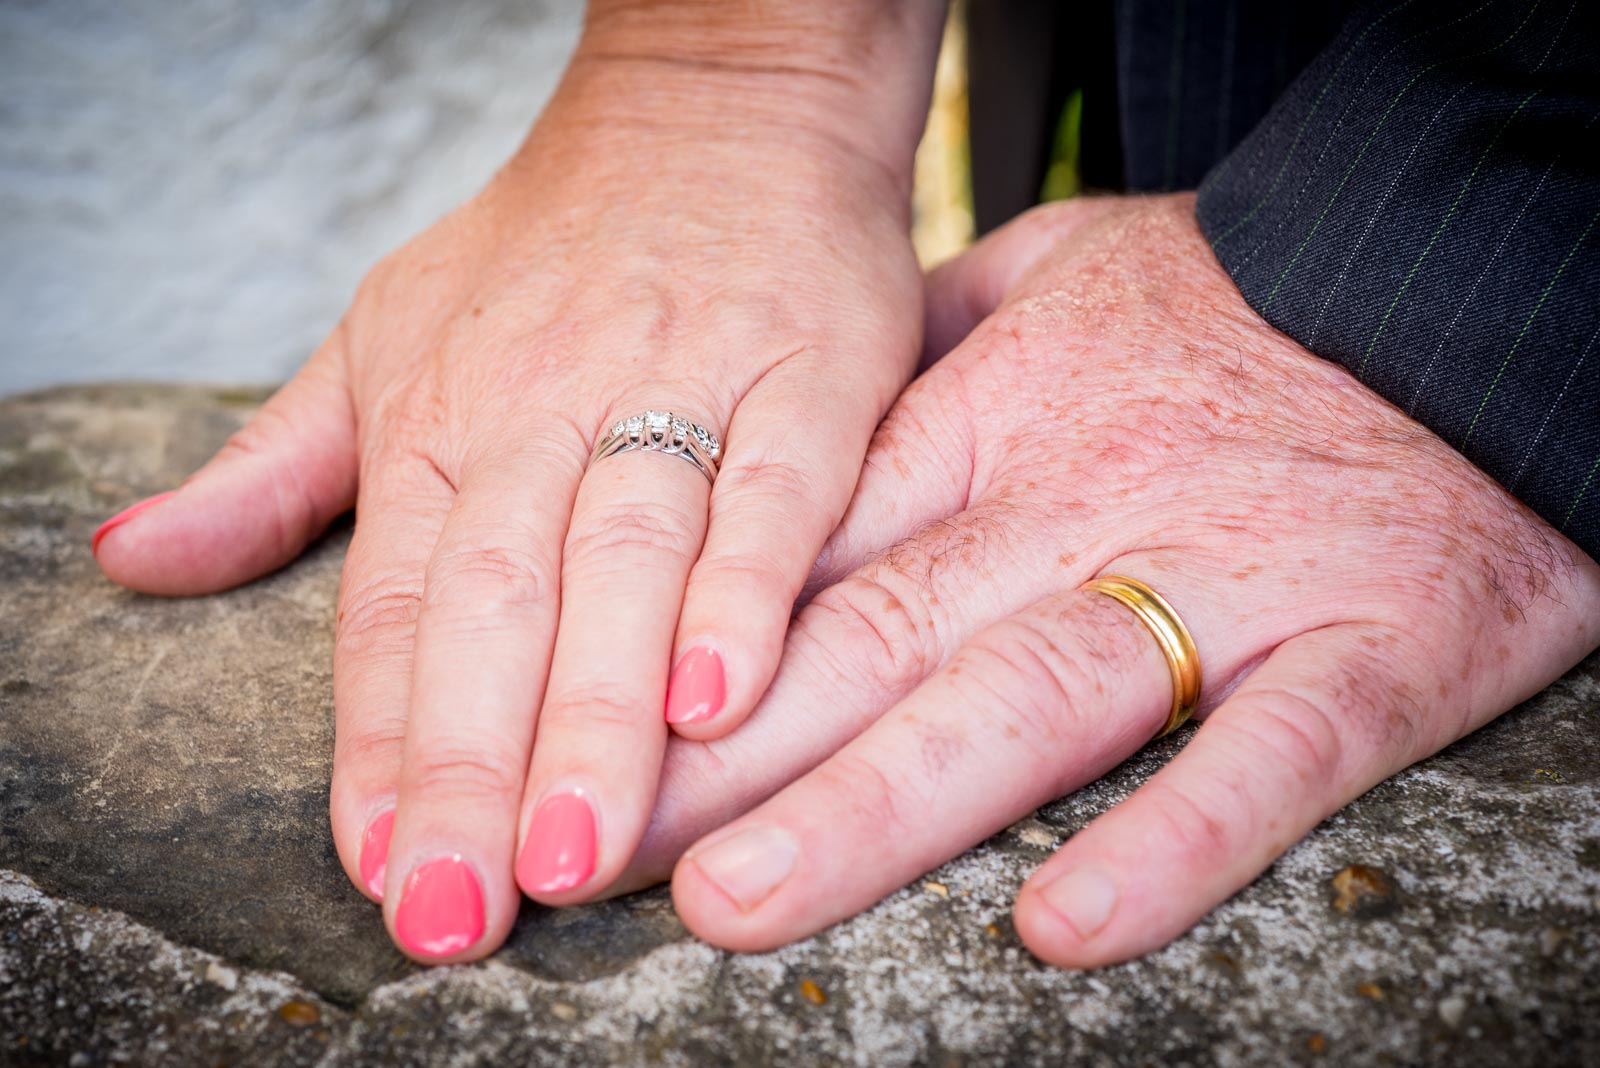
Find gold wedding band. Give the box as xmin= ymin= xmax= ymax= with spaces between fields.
xmin=1080 ymin=575 xmax=1202 ymax=740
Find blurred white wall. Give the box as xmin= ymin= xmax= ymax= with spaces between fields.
xmin=0 ymin=0 xmax=583 ymax=395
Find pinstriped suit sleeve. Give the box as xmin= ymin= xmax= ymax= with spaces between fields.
xmin=1195 ymin=0 xmax=1600 ymax=562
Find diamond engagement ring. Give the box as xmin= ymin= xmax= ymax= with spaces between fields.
xmin=590 ymin=410 xmax=722 ymax=483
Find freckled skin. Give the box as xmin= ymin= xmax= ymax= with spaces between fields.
xmin=654 ymin=195 xmax=1600 ymax=969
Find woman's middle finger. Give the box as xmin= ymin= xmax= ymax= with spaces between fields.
xmin=514 ymin=404 xmax=714 ymax=903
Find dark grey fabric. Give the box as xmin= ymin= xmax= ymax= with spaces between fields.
xmin=969 ymin=2 xmax=1599 ymax=560
xmin=1189 ymin=0 xmax=1600 ymax=561
xmin=1177 ymin=0 xmax=1598 ymax=560
xmin=1116 ymin=0 xmax=1354 ymax=192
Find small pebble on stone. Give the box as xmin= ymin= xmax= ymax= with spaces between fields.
xmin=205 ymin=961 xmax=238 ymax=992
xmin=1207 ymin=950 xmax=1240 ymax=974
xmin=277 ymin=1000 xmax=321 ymax=1027
xmin=1438 ymin=995 xmax=1468 ymax=1030
xmin=1355 ymin=981 xmax=1384 ymax=1001
xmin=799 ymin=979 xmax=827 ymax=1006
xmin=550 ymin=1002 xmax=578 ymax=1022
xmin=1331 ymin=864 xmax=1392 ymax=915
xmin=924 ymin=881 xmax=949 ymax=899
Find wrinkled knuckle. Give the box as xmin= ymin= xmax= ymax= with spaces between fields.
xmin=960 ymin=616 xmax=1102 ymax=750
xmin=541 ymin=683 xmax=644 ymax=734
xmin=425 ymin=542 xmax=556 ymax=619
xmin=812 ymin=752 xmax=919 ymax=838
xmin=812 ymin=571 xmax=938 ymax=692
xmin=1140 ymin=778 xmax=1237 ymax=865
xmin=1220 ymin=687 xmax=1347 ymax=787
xmin=404 ymin=745 xmax=525 ymax=804
xmin=565 ymin=505 xmax=701 ymax=574
xmin=337 ymin=583 xmax=424 ymax=655
xmin=335 ymin=719 xmax=408 ymax=770
xmin=692 ymin=550 xmax=797 ymax=612
xmin=715 ymin=455 xmax=817 ymax=509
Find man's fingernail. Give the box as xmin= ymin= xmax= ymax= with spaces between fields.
xmin=665 ymin=644 xmax=726 ymax=724
xmin=687 ymin=825 xmax=799 ymax=911
xmin=1039 ymin=868 xmax=1119 ymax=939
xmin=358 ymin=809 xmax=395 ymax=900
xmin=517 ymin=790 xmax=597 ymax=895
xmin=91 ymin=490 xmax=176 ymax=553
xmin=393 ymin=855 xmax=484 ymax=958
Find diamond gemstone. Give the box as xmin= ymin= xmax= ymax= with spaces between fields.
xmin=625 ymin=415 xmax=644 ymax=435
xmin=646 ymin=410 xmax=671 ymax=432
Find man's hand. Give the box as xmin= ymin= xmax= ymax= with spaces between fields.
xmin=621 ymin=195 xmax=1600 ymax=965
xmin=91 ymin=1 xmax=944 ymax=962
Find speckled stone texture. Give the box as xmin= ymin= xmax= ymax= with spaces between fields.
xmin=2 ymin=384 xmax=1598 ymax=1067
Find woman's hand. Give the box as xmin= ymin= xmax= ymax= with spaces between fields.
xmin=91 ymin=2 xmax=943 ymax=962
xmin=627 ymin=194 xmax=1599 ymax=964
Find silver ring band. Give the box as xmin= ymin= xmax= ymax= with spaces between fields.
xmin=590 ymin=410 xmax=722 ymax=483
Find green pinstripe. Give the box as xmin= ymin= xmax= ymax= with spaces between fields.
xmin=1203 ymin=0 xmax=1420 ymax=241
xmin=1260 ymin=1 xmax=1545 ymax=314
xmin=1462 ymin=206 xmax=1600 ymax=449
xmin=1355 ymin=90 xmax=1538 ymax=379
xmin=1563 ymin=454 xmax=1600 ymax=532
xmin=1209 ymin=0 xmax=1416 ymax=245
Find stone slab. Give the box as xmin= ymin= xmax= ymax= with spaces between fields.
xmin=2 ymin=384 xmax=1598 ymax=1065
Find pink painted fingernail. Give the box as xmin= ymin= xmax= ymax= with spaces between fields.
xmin=686 ymin=824 xmax=799 ymax=912
xmin=1039 ymin=868 xmax=1118 ymax=939
xmin=393 ymin=855 xmax=484 ymax=958
xmin=665 ymin=645 xmax=726 ymax=724
xmin=91 ymin=490 xmax=176 ymax=553
xmin=517 ymin=790 xmax=597 ymax=895
xmin=359 ymin=809 xmax=395 ymax=900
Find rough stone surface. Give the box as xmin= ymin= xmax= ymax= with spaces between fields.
xmin=3 ymin=384 xmax=1599 ymax=1066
